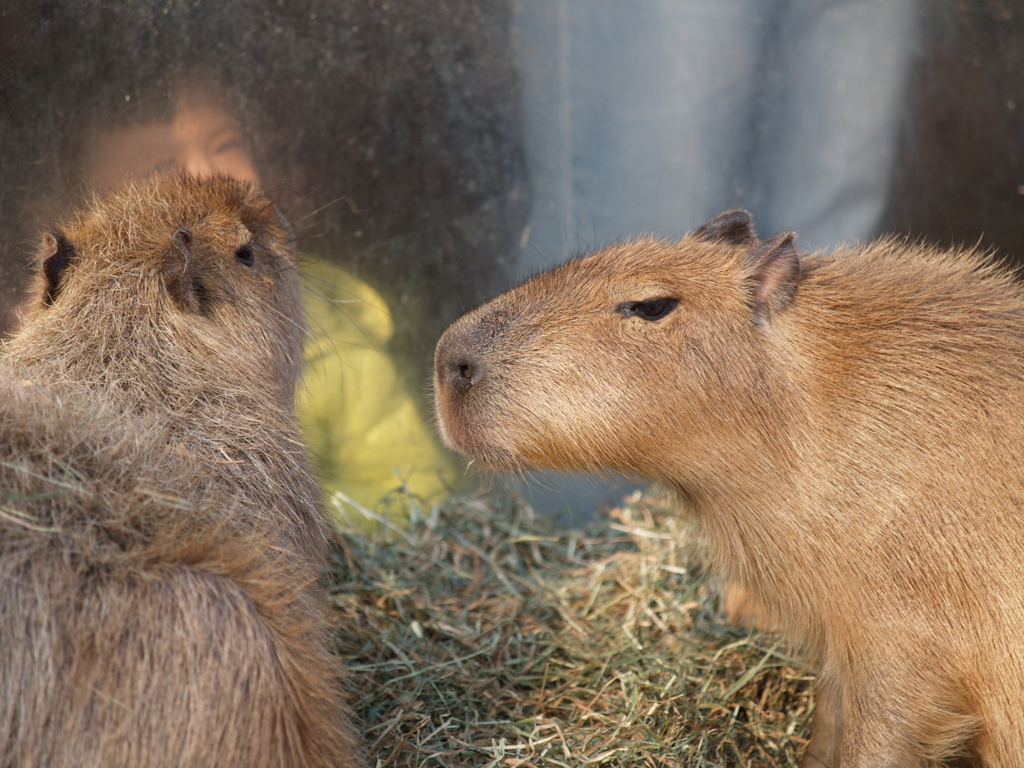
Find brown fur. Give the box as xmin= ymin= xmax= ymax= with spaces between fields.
xmin=434 ymin=209 xmax=1024 ymax=767
xmin=1 ymin=175 xmax=360 ymax=767
xmin=10 ymin=174 xmax=327 ymax=563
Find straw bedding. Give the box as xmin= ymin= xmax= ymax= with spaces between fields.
xmin=330 ymin=490 xmax=814 ymax=767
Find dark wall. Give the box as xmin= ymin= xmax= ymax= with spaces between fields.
xmin=882 ymin=0 xmax=1024 ymax=263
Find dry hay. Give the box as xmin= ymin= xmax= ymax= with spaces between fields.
xmin=329 ymin=491 xmax=814 ymax=767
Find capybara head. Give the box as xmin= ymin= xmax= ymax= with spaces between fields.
xmin=434 ymin=210 xmax=799 ymax=486
xmin=18 ymin=174 xmax=302 ymax=410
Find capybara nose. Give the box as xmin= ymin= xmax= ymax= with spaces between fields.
xmin=436 ymin=305 xmax=515 ymax=394
xmin=439 ymin=347 xmax=487 ymax=391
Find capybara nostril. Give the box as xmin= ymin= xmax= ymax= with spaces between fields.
xmin=450 ymin=355 xmax=487 ymax=389
xmin=436 ymin=331 xmax=489 ymax=391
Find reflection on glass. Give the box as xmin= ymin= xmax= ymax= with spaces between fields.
xmin=8 ymin=65 xmax=461 ymax=527
xmin=86 ymin=87 xmax=260 ymax=191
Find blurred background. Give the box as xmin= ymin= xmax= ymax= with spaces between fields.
xmin=1 ymin=0 xmax=1021 ymax=524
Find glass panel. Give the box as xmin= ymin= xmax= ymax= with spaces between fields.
xmin=2 ymin=0 xmax=1022 ymax=522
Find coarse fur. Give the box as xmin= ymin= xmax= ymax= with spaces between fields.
xmin=434 ymin=209 xmax=1024 ymax=767
xmin=10 ymin=174 xmax=327 ymax=563
xmin=1 ymin=174 xmax=361 ymax=767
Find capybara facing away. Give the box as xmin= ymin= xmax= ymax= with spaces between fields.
xmin=434 ymin=210 xmax=1024 ymax=767
xmin=0 ymin=175 xmax=360 ymax=767
xmin=7 ymin=174 xmax=329 ymax=566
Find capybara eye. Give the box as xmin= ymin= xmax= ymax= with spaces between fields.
xmin=618 ymin=298 xmax=678 ymax=321
xmin=235 ymin=244 xmax=255 ymax=267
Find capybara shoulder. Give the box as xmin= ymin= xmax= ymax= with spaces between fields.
xmin=434 ymin=209 xmax=1024 ymax=766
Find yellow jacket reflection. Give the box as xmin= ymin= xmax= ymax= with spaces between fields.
xmin=299 ymin=260 xmax=453 ymax=524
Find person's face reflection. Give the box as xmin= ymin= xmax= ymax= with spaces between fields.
xmin=87 ymin=94 xmax=260 ymax=191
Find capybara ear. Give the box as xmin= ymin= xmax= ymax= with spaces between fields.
xmin=743 ymin=231 xmax=800 ymax=321
xmin=164 ymin=226 xmax=200 ymax=313
xmin=693 ymin=209 xmax=758 ymax=246
xmin=41 ymin=230 xmax=77 ymax=307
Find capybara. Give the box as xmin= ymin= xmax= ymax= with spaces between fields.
xmin=434 ymin=209 xmax=1024 ymax=767
xmin=8 ymin=174 xmax=327 ymax=564
xmin=0 ymin=174 xmax=360 ymax=767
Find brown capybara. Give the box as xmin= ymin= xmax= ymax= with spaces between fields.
xmin=8 ymin=174 xmax=327 ymax=565
xmin=434 ymin=209 xmax=1024 ymax=767
xmin=0 ymin=174 xmax=361 ymax=767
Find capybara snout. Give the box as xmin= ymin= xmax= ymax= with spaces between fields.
xmin=435 ymin=208 xmax=1024 ymax=766
xmin=436 ymin=300 xmax=532 ymax=393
